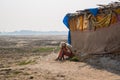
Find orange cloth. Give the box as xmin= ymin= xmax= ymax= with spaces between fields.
xmin=77 ymin=16 xmax=83 ymax=31
xmin=96 ymin=14 xmax=104 ymax=28
xmin=96 ymin=15 xmax=104 ymax=22
xmin=110 ymin=13 xmax=117 ymax=24
xmin=94 ymin=13 xmax=111 ymax=28
xmin=69 ymin=18 xmax=74 ymax=31
xmin=78 ymin=16 xmax=83 ymax=31
xmin=83 ymin=15 xmax=89 ymax=30
xmin=69 ymin=17 xmax=77 ymax=31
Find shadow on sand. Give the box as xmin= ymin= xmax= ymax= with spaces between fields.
xmin=82 ymin=53 xmax=120 ymax=75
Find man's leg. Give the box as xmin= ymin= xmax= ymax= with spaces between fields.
xmin=56 ymin=49 xmax=63 ymax=60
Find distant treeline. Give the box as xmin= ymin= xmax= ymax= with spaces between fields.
xmin=0 ymin=30 xmax=67 ymax=35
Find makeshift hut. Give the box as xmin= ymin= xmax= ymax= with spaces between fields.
xmin=63 ymin=1 xmax=120 ymax=57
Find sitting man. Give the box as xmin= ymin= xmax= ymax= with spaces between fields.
xmin=56 ymin=42 xmax=74 ymax=61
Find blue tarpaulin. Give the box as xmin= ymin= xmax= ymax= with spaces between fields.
xmin=63 ymin=14 xmax=70 ymax=28
xmin=63 ymin=14 xmax=71 ymax=44
xmin=68 ymin=31 xmax=71 ymax=44
xmin=89 ymin=8 xmax=98 ymax=16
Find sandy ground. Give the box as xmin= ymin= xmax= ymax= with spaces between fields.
xmin=0 ymin=52 xmax=120 ymax=80
xmin=0 ymin=35 xmax=120 ymax=80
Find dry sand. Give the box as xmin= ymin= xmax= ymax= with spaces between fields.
xmin=0 ymin=35 xmax=120 ymax=80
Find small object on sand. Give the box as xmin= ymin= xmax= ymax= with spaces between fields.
xmin=29 ymin=76 xmax=34 ymax=79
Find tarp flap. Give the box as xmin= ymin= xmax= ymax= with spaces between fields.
xmin=68 ymin=31 xmax=71 ymax=44
xmin=63 ymin=14 xmax=71 ymax=44
xmin=89 ymin=8 xmax=98 ymax=16
xmin=63 ymin=14 xmax=70 ymax=29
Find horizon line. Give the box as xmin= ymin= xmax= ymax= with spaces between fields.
xmin=0 ymin=30 xmax=68 ymax=33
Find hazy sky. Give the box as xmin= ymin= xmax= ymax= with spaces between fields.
xmin=0 ymin=0 xmax=118 ymax=32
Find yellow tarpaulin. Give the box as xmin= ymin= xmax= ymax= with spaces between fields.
xmin=77 ymin=16 xmax=83 ymax=31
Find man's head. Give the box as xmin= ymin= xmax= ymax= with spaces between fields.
xmin=60 ymin=42 xmax=66 ymax=48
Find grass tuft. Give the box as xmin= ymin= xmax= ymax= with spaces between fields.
xmin=69 ymin=56 xmax=79 ymax=62
xmin=18 ymin=60 xmax=35 ymax=66
xmin=32 ymin=47 xmax=55 ymax=53
xmin=13 ymin=70 xmax=22 ymax=74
